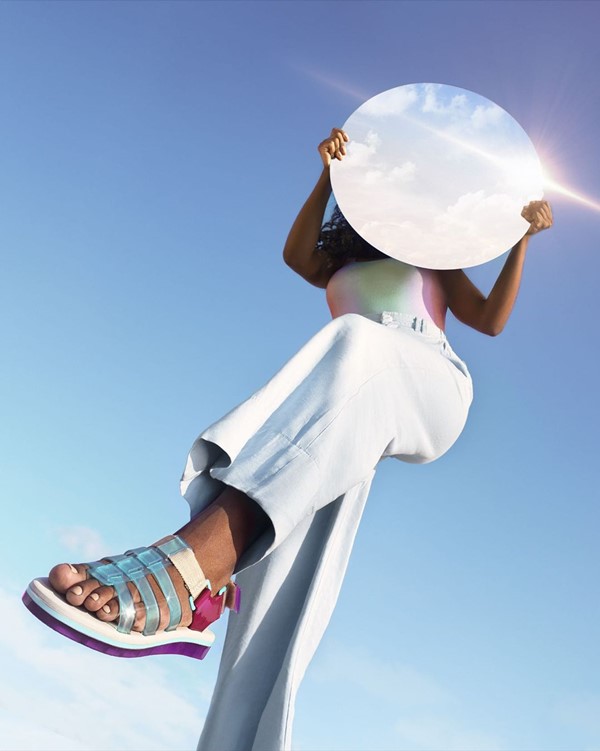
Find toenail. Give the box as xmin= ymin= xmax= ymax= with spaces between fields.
xmin=90 ymin=593 xmax=100 ymax=601
xmin=71 ymin=586 xmax=83 ymax=595
xmin=102 ymin=604 xmax=111 ymax=613
xmin=68 ymin=564 xmax=78 ymax=573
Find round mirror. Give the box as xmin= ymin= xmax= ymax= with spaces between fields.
xmin=329 ymin=83 xmax=544 ymax=269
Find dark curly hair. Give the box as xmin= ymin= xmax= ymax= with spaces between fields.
xmin=314 ymin=203 xmax=388 ymax=271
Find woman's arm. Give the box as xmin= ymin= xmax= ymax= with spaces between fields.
xmin=440 ymin=239 xmax=529 ymax=336
xmin=440 ymin=200 xmax=553 ymax=336
xmin=283 ymin=128 xmax=348 ymax=289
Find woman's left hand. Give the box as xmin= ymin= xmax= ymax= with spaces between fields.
xmin=521 ymin=200 xmax=553 ymax=236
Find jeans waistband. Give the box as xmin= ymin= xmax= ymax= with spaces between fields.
xmin=361 ymin=311 xmax=447 ymax=342
xmin=362 ymin=311 xmax=473 ymax=399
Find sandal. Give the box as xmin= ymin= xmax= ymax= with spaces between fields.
xmin=22 ymin=534 xmax=241 ymax=660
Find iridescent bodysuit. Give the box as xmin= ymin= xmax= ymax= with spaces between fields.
xmin=326 ymin=257 xmax=447 ymax=331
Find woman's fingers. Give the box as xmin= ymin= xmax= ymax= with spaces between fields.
xmin=318 ymin=128 xmax=349 ymax=167
xmin=332 ymin=128 xmax=348 ymax=157
xmin=536 ymin=202 xmax=553 ymax=229
xmin=522 ymin=200 xmax=553 ymax=235
xmin=330 ymin=128 xmax=347 ymax=159
xmin=330 ymin=127 xmax=349 ymax=144
xmin=539 ymin=202 xmax=553 ymax=225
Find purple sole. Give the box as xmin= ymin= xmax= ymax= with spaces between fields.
xmin=22 ymin=592 xmax=211 ymax=660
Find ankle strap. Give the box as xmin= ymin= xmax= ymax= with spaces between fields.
xmin=155 ymin=535 xmax=210 ymax=600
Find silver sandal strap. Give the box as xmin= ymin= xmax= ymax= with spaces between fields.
xmin=86 ymin=560 xmax=137 ymax=634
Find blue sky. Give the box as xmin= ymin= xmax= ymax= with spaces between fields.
xmin=1 ymin=2 xmax=599 ymax=749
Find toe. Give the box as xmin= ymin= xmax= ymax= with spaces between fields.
xmin=131 ymin=603 xmax=147 ymax=633
xmin=48 ymin=563 xmax=87 ymax=593
xmin=84 ymin=585 xmax=116 ymax=612
xmin=84 ymin=581 xmax=141 ymax=617
xmin=82 ymin=589 xmax=103 ymax=610
xmin=96 ymin=598 xmax=119 ymax=622
xmin=65 ymin=578 xmax=101 ymax=605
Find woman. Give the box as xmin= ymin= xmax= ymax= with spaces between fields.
xmin=24 ymin=127 xmax=553 ymax=750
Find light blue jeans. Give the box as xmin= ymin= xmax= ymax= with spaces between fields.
xmin=180 ymin=312 xmax=474 ymax=751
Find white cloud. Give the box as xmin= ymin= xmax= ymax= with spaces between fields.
xmin=365 ymin=130 xmax=380 ymax=148
xmin=361 ymin=85 xmax=418 ymax=116
xmin=389 ymin=161 xmax=417 ymax=183
xmin=333 ymin=183 xmax=527 ymax=268
xmin=394 ymin=714 xmax=506 ymax=751
xmin=471 ymin=103 xmax=505 ymax=129
xmin=343 ymin=129 xmax=380 ymax=169
xmin=330 ymin=82 xmax=543 ymax=267
xmin=310 ymin=640 xmax=508 ymax=751
xmin=357 ymin=219 xmax=427 ymax=260
xmin=422 ymin=84 xmax=468 ymax=116
xmin=310 ymin=640 xmax=508 ymax=750
xmin=362 ymin=161 xmax=416 ymax=188
xmin=0 ymin=587 xmax=213 ymax=751
xmin=310 ymin=639 xmax=451 ymax=708
xmin=0 ymin=711 xmax=93 ymax=751
xmin=55 ymin=525 xmax=108 ymax=559
xmin=364 ymin=169 xmax=384 ymax=186
xmin=434 ymin=190 xmax=521 ymax=239
xmin=313 ymin=644 xmax=452 ymax=706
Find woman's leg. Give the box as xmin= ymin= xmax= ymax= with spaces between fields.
xmin=48 ymin=486 xmax=271 ymax=632
xmin=197 ymin=473 xmax=375 ymax=751
xmin=48 ymin=315 xmax=468 ymax=634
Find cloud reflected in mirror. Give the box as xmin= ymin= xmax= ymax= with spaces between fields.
xmin=330 ymin=83 xmax=544 ymax=269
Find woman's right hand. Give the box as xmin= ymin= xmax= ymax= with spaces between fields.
xmin=318 ymin=128 xmax=349 ymax=169
xmin=521 ymin=200 xmax=553 ymax=236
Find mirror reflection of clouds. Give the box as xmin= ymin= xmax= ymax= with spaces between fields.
xmin=331 ymin=83 xmax=544 ymax=269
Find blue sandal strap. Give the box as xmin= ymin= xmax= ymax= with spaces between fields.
xmin=86 ymin=560 xmax=136 ymax=634
xmin=82 ymin=537 xmax=209 ymax=636
xmin=126 ymin=547 xmax=182 ymax=631
xmin=109 ymin=554 xmax=160 ymax=636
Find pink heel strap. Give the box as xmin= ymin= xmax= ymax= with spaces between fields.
xmin=189 ymin=582 xmax=241 ymax=632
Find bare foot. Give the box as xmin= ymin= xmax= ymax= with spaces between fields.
xmin=46 ymin=486 xmax=269 ymax=633
xmin=47 ymin=540 xmax=198 ymax=632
